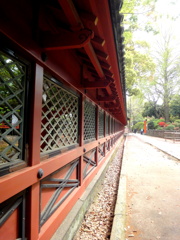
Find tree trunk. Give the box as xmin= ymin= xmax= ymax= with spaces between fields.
xmin=164 ymin=97 xmax=170 ymax=122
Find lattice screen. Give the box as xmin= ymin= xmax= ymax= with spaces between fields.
xmin=83 ymin=148 xmax=96 ymax=178
xmin=109 ymin=117 xmax=112 ymax=134
xmin=40 ymin=159 xmax=79 ymax=226
xmin=41 ymin=77 xmax=79 ymax=155
xmin=98 ymin=109 xmax=104 ymax=138
xmin=0 ymin=51 xmax=26 ymax=169
xmin=111 ymin=117 xmax=114 ymax=134
xmin=105 ymin=115 xmax=109 ymax=135
xmin=98 ymin=143 xmax=105 ymax=162
xmin=84 ymin=100 xmax=96 ymax=141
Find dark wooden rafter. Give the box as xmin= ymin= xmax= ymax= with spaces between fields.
xmin=110 ymin=110 xmax=122 ymax=114
xmin=83 ymin=79 xmax=110 ymax=89
xmin=97 ymin=95 xmax=116 ymax=102
xmin=94 ymin=49 xmax=109 ymax=60
xmin=42 ymin=28 xmax=94 ymax=50
xmin=79 ymin=11 xmax=98 ymax=27
xmin=86 ymin=67 xmax=113 ymax=78
xmin=57 ymin=0 xmax=83 ymax=30
xmin=57 ymin=0 xmax=106 ymax=79
xmin=46 ymin=0 xmax=118 ymax=106
xmin=82 ymin=65 xmax=111 ymax=91
xmin=77 ymin=52 xmax=111 ymax=70
xmin=91 ymin=36 xmax=105 ymax=46
xmin=36 ymin=0 xmax=126 ymax=118
xmin=104 ymin=103 xmax=120 ymax=109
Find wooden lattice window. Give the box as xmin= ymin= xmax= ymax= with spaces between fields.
xmin=0 ymin=51 xmax=28 ymax=175
xmin=105 ymin=115 xmax=109 ymax=136
xmin=111 ymin=118 xmax=114 ymax=134
xmin=98 ymin=109 xmax=104 ymax=138
xmin=41 ymin=77 xmax=79 ymax=157
xmin=84 ymin=100 xmax=96 ymax=141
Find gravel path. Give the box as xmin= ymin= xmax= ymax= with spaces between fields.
xmin=124 ymin=135 xmax=180 ymax=240
xmin=73 ymin=141 xmax=124 ymax=240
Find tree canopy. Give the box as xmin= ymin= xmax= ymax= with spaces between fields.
xmin=122 ymin=0 xmax=180 ymax=124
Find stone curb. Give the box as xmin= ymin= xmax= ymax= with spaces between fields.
xmin=110 ymin=137 xmax=127 ymax=240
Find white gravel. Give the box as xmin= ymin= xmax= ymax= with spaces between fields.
xmin=73 ymin=142 xmax=124 ymax=240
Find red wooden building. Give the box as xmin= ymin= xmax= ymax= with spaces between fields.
xmin=0 ymin=0 xmax=126 ymax=239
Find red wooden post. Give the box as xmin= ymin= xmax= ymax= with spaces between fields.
xmin=104 ymin=112 xmax=107 ymax=156
xmin=27 ymin=63 xmax=43 ymax=240
xmin=79 ymin=94 xmax=85 ymax=185
xmin=95 ymin=106 xmax=99 ymax=165
xmin=29 ymin=63 xmax=43 ymax=166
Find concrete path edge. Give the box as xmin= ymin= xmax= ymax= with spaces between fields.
xmin=110 ymin=137 xmax=127 ymax=240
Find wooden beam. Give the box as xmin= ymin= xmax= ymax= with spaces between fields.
xmin=58 ymin=0 xmax=83 ymax=31
xmin=104 ymin=103 xmax=119 ymax=109
xmin=84 ymin=42 xmax=105 ymax=78
xmin=79 ymin=11 xmax=98 ymax=26
xmin=42 ymin=28 xmax=93 ymax=50
xmin=58 ymin=0 xmax=109 ymax=85
xmin=83 ymin=79 xmax=110 ymax=89
xmin=78 ymin=52 xmax=111 ymax=69
xmin=87 ymin=67 xmax=113 ymax=78
xmin=92 ymin=36 xmax=105 ymax=46
xmin=94 ymin=49 xmax=109 ymax=60
xmin=97 ymin=95 xmax=116 ymax=102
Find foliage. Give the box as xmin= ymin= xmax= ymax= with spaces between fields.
xmin=133 ymin=115 xmax=180 ymax=131
xmin=174 ymin=119 xmax=180 ymax=124
xmin=156 ymin=126 xmax=163 ymax=130
xmin=142 ymin=101 xmax=163 ymax=118
xmin=150 ymin=31 xmax=180 ymax=122
xmin=0 ymin=53 xmax=24 ymax=116
xmin=127 ymin=95 xmax=144 ymax=128
xmin=170 ymin=95 xmax=180 ymax=118
xmin=133 ymin=121 xmax=144 ymax=130
xmin=147 ymin=120 xmax=155 ymax=129
xmin=173 ymin=121 xmax=180 ymax=129
xmin=164 ymin=125 xmax=175 ymax=130
xmin=158 ymin=121 xmax=166 ymax=127
xmin=147 ymin=118 xmax=165 ymax=129
xmin=121 ymin=0 xmax=157 ymax=97
xmin=122 ymin=1 xmax=180 ymax=124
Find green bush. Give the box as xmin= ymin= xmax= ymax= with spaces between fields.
xmin=164 ymin=125 xmax=175 ymax=130
xmin=174 ymin=122 xmax=180 ymax=128
xmin=156 ymin=126 xmax=163 ymax=130
xmin=148 ymin=121 xmax=155 ymax=129
xmin=174 ymin=119 xmax=180 ymax=124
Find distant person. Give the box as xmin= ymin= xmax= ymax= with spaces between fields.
xmin=140 ymin=129 xmax=143 ymax=135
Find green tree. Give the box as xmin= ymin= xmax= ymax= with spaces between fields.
xmin=127 ymin=95 xmax=144 ymax=130
xmin=142 ymin=101 xmax=163 ymax=118
xmin=121 ymin=0 xmax=157 ymax=96
xmin=152 ymin=33 xmax=180 ymax=122
xmin=133 ymin=121 xmax=144 ymax=130
xmin=170 ymin=94 xmax=180 ymax=118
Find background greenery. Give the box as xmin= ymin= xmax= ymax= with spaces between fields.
xmin=121 ymin=0 xmax=180 ymax=131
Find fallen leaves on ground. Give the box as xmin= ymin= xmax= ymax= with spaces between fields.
xmin=73 ymin=143 xmax=124 ymax=240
